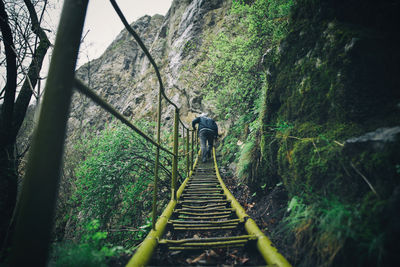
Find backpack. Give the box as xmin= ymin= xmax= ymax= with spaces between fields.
xmin=203 ymin=117 xmax=218 ymax=132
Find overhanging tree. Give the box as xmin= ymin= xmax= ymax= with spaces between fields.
xmin=0 ymin=0 xmax=51 ymax=248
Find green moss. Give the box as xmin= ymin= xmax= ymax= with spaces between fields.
xmin=250 ymin=0 xmax=400 ymax=265
xmin=237 ymin=140 xmax=257 ymax=182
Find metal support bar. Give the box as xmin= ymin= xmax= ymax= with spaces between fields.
xmin=127 ymin=152 xmax=199 ymax=267
xmin=196 ymin=130 xmax=199 ymax=152
xmin=74 ymin=79 xmax=174 ymax=156
xmin=171 ymin=109 xmax=179 ymax=200
xmin=160 ymin=235 xmax=255 ymax=244
xmin=191 ymin=130 xmax=194 ymax=170
xmin=9 ymin=0 xmax=89 ymax=265
xmin=181 ymin=126 xmax=185 ymax=178
xmin=152 ymin=75 xmax=163 ymax=230
xmin=186 ymin=128 xmax=189 ymax=177
xmin=152 ymin=146 xmax=160 ymax=231
xmin=109 ymin=0 xmax=178 ymax=110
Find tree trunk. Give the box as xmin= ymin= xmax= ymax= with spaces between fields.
xmin=0 ymin=0 xmax=18 ymax=250
xmin=0 ymin=0 xmax=51 ymax=253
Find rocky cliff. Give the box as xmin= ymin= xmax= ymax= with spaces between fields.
xmin=69 ymin=0 xmax=230 ymax=137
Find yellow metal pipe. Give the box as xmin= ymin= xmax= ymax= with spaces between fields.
xmin=74 ymin=79 xmax=174 ymax=157
xmin=186 ymin=128 xmax=190 ymax=177
xmin=191 ymin=130 xmax=194 ymax=170
xmin=212 ymin=148 xmax=292 ymax=267
xmin=171 ymin=109 xmax=179 ymax=200
xmin=126 ymin=199 xmax=175 ymax=267
xmin=152 ymin=69 xmax=163 ymax=230
xmin=127 ymin=155 xmax=198 ymax=267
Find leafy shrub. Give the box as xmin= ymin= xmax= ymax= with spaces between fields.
xmin=201 ymin=0 xmax=294 ymax=178
xmin=51 ymin=220 xmax=125 ymax=267
xmin=59 ymin=121 xmax=180 ymax=253
xmin=281 ymin=195 xmax=386 ymax=266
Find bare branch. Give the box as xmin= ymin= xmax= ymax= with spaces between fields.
xmin=0 ymin=0 xmax=17 ymax=130
xmin=350 ymin=162 xmax=379 ymax=197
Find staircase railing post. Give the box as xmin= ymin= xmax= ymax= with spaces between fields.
xmin=182 ymin=126 xmax=185 ymax=178
xmin=171 ymin=109 xmax=179 ymax=200
xmin=191 ymin=130 xmax=194 ymax=170
xmin=186 ymin=128 xmax=189 ymax=176
xmin=152 ymin=83 xmax=162 ymax=230
xmin=196 ymin=129 xmax=199 ymax=153
xmin=9 ymin=0 xmax=89 ymax=265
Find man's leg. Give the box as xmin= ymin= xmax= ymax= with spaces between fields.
xmin=206 ymin=132 xmax=214 ymax=159
xmin=199 ymin=131 xmax=208 ymax=162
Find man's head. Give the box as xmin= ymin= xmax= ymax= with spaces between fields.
xmin=200 ymin=112 xmax=208 ymax=117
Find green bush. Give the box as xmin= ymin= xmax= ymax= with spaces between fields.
xmin=202 ymin=0 xmax=293 ymax=178
xmin=70 ymin=123 xmax=158 ymax=239
xmin=281 ymin=195 xmax=386 ymax=266
xmin=51 ymin=220 xmax=125 ymax=267
xmin=53 ymin=121 xmax=186 ymax=263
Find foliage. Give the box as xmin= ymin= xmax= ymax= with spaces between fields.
xmin=204 ymin=32 xmax=263 ymax=120
xmin=51 ymin=220 xmax=126 ymax=267
xmin=53 ymin=119 xmax=195 ymax=264
xmin=237 ymin=139 xmax=256 ymax=181
xmin=232 ymin=0 xmax=293 ymax=46
xmin=70 ymin=123 xmax=156 ymax=235
xmin=52 ymin=121 xmax=177 ymax=262
xmin=253 ymin=3 xmax=400 ymax=264
xmin=281 ymin=195 xmax=386 ymax=266
xmin=200 ymin=0 xmax=293 ymax=182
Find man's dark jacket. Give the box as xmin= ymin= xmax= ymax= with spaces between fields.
xmin=192 ymin=116 xmax=218 ymax=136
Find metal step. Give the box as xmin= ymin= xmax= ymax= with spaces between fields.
xmin=159 ymin=235 xmax=257 ymax=250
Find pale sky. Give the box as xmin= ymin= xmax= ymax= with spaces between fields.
xmin=45 ymin=0 xmax=173 ymax=68
xmin=1 ymin=1 xmax=173 ymax=104
xmin=78 ymin=0 xmax=173 ymax=66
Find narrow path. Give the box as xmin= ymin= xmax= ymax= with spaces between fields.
xmin=149 ymin=161 xmax=265 ymax=265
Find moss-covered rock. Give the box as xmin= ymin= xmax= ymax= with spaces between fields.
xmin=254 ymin=0 xmax=400 ymax=265
xmin=258 ymin=0 xmax=400 ymax=192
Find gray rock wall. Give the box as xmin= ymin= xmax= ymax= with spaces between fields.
xmin=68 ymin=0 xmax=229 ymax=139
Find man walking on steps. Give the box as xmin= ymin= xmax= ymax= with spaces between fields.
xmin=192 ymin=113 xmax=219 ymax=163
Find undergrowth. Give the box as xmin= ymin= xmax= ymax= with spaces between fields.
xmin=52 ymin=121 xmax=190 ymax=265
xmin=278 ymin=194 xmax=386 ymax=267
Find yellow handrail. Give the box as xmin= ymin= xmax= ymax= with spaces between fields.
xmin=213 ymin=148 xmax=292 ymax=267
xmin=126 ymin=152 xmax=200 ymax=267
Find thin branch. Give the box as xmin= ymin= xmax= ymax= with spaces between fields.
xmin=333 ymin=140 xmax=344 ymax=147
xmin=350 ymin=162 xmax=379 ymax=197
xmin=10 ymin=45 xmax=37 ymax=98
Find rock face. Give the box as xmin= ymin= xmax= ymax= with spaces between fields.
xmin=254 ymin=1 xmax=400 ymax=265
xmin=256 ymin=0 xmax=400 ymax=191
xmin=69 ymin=0 xmax=229 ymax=138
xmin=345 ymin=126 xmax=400 ymax=150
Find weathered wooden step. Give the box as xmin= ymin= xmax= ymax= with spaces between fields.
xmin=181 ymin=203 xmax=227 ymax=209
xmin=181 ymin=193 xmax=224 ymax=197
xmin=176 ymin=210 xmax=232 ymax=216
xmin=177 ymin=214 xmax=232 ymax=220
xmin=159 ymin=235 xmax=256 ymax=245
xmin=161 ymin=237 xmax=254 ymax=250
xmin=180 ymin=207 xmax=231 ymax=212
xmin=179 ymin=199 xmax=229 ymax=204
xmin=173 ymin=225 xmax=238 ymax=231
xmin=181 ymin=197 xmax=225 ymax=201
xmin=183 ymin=189 xmax=222 ymax=193
xmin=169 ymin=218 xmax=241 ymax=224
